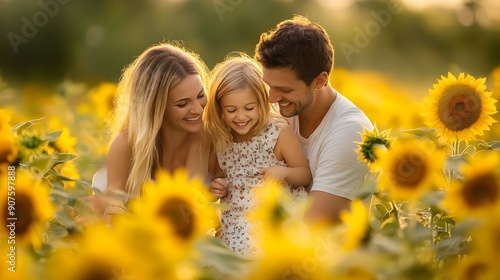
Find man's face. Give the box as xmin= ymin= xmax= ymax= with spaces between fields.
xmin=261 ymin=67 xmax=313 ymax=118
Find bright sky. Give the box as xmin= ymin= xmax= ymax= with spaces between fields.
xmin=316 ymin=0 xmax=500 ymax=27
xmin=400 ymin=0 xmax=466 ymax=11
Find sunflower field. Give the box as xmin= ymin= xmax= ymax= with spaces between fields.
xmin=1 ymin=67 xmax=499 ymax=280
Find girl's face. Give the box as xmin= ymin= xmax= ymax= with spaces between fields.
xmin=220 ymin=88 xmax=260 ymax=142
xmin=165 ymin=74 xmax=207 ymax=134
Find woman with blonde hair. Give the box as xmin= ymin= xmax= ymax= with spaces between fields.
xmin=205 ymin=53 xmax=311 ymax=256
xmin=102 ymin=42 xmax=210 ymax=218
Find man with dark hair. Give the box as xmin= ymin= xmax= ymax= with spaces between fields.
xmin=255 ymin=15 xmax=373 ymax=223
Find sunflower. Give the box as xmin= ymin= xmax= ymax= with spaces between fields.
xmin=248 ymin=179 xmax=306 ymax=227
xmin=47 ymin=223 xmax=138 ymax=280
xmin=48 ymin=118 xmax=78 ymax=153
xmin=340 ymin=199 xmax=370 ymax=251
xmin=0 ymin=169 xmax=54 ymax=249
xmin=244 ymin=228 xmax=334 ymax=280
xmin=0 ymin=107 xmax=13 ymax=131
xmin=422 ymin=72 xmax=497 ymax=143
xmin=376 ymin=138 xmax=447 ymax=201
xmin=122 ymin=169 xmax=218 ymax=261
xmin=87 ymin=82 xmax=118 ymax=120
xmin=0 ymin=128 xmax=19 ymax=167
xmin=453 ymin=255 xmax=498 ymax=280
xmin=58 ymin=161 xmax=81 ymax=190
xmin=442 ymin=151 xmax=500 ymax=219
xmin=470 ymin=215 xmax=500 ymax=265
xmin=0 ymin=245 xmax=39 ymax=280
xmin=356 ymin=124 xmax=393 ymax=172
xmin=246 ymin=178 xmax=309 ymax=252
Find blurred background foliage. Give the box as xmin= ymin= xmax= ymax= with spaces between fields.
xmin=1 ymin=0 xmax=499 ymax=87
xmin=1 ymin=0 xmax=500 ymax=179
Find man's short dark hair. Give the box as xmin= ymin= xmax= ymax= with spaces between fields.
xmin=255 ymin=15 xmax=334 ymax=85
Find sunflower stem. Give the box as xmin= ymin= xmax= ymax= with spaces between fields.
xmin=430 ymin=212 xmax=435 ymax=244
xmin=459 ymin=144 xmax=474 ymax=156
xmin=448 ymin=139 xmax=461 ymax=183
xmin=450 ymin=139 xmax=457 ymax=157
xmin=390 ymin=201 xmax=400 ymax=228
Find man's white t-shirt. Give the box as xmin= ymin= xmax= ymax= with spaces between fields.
xmin=288 ymin=91 xmax=373 ymax=200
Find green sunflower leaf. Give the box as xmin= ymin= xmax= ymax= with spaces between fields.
xmin=471 ymin=140 xmax=500 ymax=151
xmin=400 ymin=127 xmax=439 ymax=141
xmin=10 ymin=117 xmax=44 ymax=134
xmin=195 ymin=235 xmax=251 ymax=276
xmin=51 ymin=153 xmax=79 ymax=167
xmin=43 ymin=130 xmax=63 ymax=142
xmin=375 ymin=203 xmax=389 ymax=216
xmin=29 ymin=155 xmax=54 ymax=178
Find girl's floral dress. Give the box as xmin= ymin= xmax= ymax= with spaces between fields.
xmin=217 ymin=122 xmax=307 ymax=256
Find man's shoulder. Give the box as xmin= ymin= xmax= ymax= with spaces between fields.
xmin=332 ymin=92 xmax=372 ymax=124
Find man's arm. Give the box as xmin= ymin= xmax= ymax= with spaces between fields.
xmin=303 ymin=112 xmax=373 ymax=224
xmin=304 ymin=191 xmax=351 ymax=223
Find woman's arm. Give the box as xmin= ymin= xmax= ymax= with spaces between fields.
xmin=208 ymin=144 xmax=227 ymax=199
xmin=102 ymin=132 xmax=131 ymax=222
xmin=261 ymin=123 xmax=312 ymax=186
xmin=106 ymin=132 xmax=132 ymax=193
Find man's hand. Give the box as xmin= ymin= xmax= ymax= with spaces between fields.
xmin=258 ymin=166 xmax=287 ymax=182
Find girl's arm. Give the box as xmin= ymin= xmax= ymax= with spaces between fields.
xmin=261 ymin=123 xmax=312 ymax=186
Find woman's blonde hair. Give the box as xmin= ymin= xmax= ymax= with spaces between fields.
xmin=204 ymin=53 xmax=274 ymax=152
xmin=111 ymin=42 xmax=208 ymax=197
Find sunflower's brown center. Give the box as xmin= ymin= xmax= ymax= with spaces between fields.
xmin=391 ymin=152 xmax=427 ymax=188
xmin=78 ymin=261 xmax=115 ymax=280
xmin=437 ymin=84 xmax=482 ymax=132
xmin=272 ymin=262 xmax=306 ymax=280
xmin=464 ymin=261 xmax=487 ymax=280
xmin=0 ymin=142 xmax=16 ymax=164
xmin=272 ymin=204 xmax=287 ymax=224
xmin=157 ymin=197 xmax=194 ymax=239
xmin=2 ymin=192 xmax=35 ymax=236
xmin=461 ymin=173 xmax=499 ymax=208
xmin=345 ymin=267 xmax=377 ymax=280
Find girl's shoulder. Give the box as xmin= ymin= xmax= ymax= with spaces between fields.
xmin=272 ymin=121 xmax=293 ymax=135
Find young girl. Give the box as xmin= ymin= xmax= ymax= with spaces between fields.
xmin=204 ymin=54 xmax=311 ymax=256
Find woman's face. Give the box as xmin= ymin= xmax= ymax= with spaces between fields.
xmin=164 ymin=74 xmax=207 ymax=134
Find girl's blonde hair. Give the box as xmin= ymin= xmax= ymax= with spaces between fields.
xmin=111 ymin=42 xmax=208 ymax=197
xmin=204 ymin=53 xmax=274 ymax=152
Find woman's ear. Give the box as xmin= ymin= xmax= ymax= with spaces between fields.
xmin=313 ymin=72 xmax=329 ymax=90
